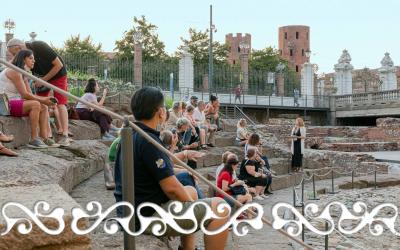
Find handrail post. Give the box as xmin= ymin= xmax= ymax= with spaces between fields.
xmin=328 ymin=169 xmax=338 ymax=194
xmin=309 ymin=174 xmax=319 ymax=200
xmin=121 ymin=117 xmax=135 ymax=250
xmin=324 ymin=221 xmax=329 ymax=250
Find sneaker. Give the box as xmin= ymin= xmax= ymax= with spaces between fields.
xmin=102 ymin=132 xmax=116 ymax=141
xmin=265 ymin=190 xmax=274 ymax=195
xmin=260 ymin=194 xmax=269 ymax=199
xmin=43 ymin=138 xmax=60 ymax=148
xmin=254 ymin=195 xmax=264 ymax=201
xmin=28 ymin=138 xmax=48 ymax=149
xmin=58 ymin=136 xmax=71 ymax=147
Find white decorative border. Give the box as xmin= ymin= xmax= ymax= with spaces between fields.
xmin=272 ymin=201 xmax=400 ymax=236
xmin=1 ymin=201 xmax=264 ymax=237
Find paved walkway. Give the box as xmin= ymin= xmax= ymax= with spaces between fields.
xmin=71 ymin=170 xmax=400 ymax=249
xmin=363 ymin=151 xmax=400 ymax=163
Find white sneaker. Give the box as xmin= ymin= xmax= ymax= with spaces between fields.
xmin=57 ymin=136 xmax=71 ymax=147
xmin=261 ymin=194 xmax=269 ymax=199
xmin=254 ymin=195 xmax=264 ymax=201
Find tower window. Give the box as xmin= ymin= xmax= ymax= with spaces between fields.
xmin=302 ymin=49 xmax=304 ymax=56
xmin=238 ymin=47 xmax=241 ymax=53
xmin=279 ymin=49 xmax=282 ymax=56
xmin=233 ymin=60 xmax=236 ymax=65
xmin=296 ymin=65 xmax=299 ymax=72
xmin=296 ymin=32 xmax=299 ymax=39
xmin=284 ymin=32 xmax=287 ymax=39
xmin=290 ymin=49 xmax=293 ymax=56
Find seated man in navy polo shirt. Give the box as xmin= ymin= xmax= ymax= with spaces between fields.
xmin=114 ymin=87 xmax=229 ymax=250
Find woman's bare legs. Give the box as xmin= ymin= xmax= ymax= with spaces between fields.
xmin=22 ymin=100 xmax=41 ymax=140
xmin=39 ymin=104 xmax=49 ymax=139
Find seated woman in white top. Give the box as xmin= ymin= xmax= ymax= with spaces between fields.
xmin=0 ymin=49 xmax=57 ymax=148
xmin=235 ymin=119 xmax=250 ymax=146
xmin=76 ymin=78 xmax=116 ymax=140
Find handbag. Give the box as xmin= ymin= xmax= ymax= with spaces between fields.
xmin=67 ymin=103 xmax=80 ymax=120
xmin=230 ymin=185 xmax=247 ymax=195
xmin=0 ymin=93 xmax=10 ymax=116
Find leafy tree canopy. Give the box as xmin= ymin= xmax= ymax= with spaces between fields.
xmin=114 ymin=15 xmax=167 ymax=61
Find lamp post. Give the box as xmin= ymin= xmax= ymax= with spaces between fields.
xmin=239 ymin=41 xmax=250 ymax=92
xmin=4 ymin=19 xmax=15 ymax=34
xmin=133 ymin=31 xmax=143 ymax=88
xmin=208 ymin=5 xmax=216 ymax=95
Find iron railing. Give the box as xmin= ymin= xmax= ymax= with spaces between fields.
xmin=335 ymin=88 xmax=400 ymax=108
xmin=162 ymin=87 xmax=330 ymax=109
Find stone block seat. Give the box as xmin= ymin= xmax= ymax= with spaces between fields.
xmin=0 ymin=140 xmax=109 ymax=249
xmin=0 ymin=116 xmax=101 ymax=148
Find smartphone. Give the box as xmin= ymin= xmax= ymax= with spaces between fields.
xmin=50 ymin=97 xmax=58 ymax=104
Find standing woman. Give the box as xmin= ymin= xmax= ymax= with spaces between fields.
xmin=291 ymin=117 xmax=306 ymax=172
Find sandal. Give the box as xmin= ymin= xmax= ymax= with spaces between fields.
xmin=0 ymin=145 xmax=18 ymax=157
xmin=0 ymin=133 xmax=14 ymax=143
xmin=57 ymin=131 xmax=74 ymax=137
xmin=201 ymin=144 xmax=208 ymax=150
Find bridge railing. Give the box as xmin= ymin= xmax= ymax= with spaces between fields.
xmin=163 ymin=87 xmax=330 ymax=109
xmin=335 ymin=89 xmax=400 ymax=108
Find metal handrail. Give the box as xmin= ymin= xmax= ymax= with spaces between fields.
xmin=234 ymin=105 xmax=256 ymax=125
xmin=0 ymin=58 xmax=313 ymax=250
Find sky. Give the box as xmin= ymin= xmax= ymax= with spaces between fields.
xmin=2 ymin=0 xmax=400 ymax=73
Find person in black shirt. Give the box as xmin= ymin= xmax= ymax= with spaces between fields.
xmin=7 ymin=38 xmax=71 ymax=146
xmin=239 ymin=148 xmax=270 ymax=201
xmin=114 ymin=87 xmax=228 ymax=250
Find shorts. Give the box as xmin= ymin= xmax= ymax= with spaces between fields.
xmin=37 ymin=75 xmax=68 ymax=105
xmin=9 ymin=99 xmax=27 ymax=117
xmin=144 ymin=198 xmax=216 ymax=237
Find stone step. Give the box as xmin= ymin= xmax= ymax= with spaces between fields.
xmin=0 ymin=184 xmax=91 ymax=249
xmin=0 ymin=140 xmax=108 ymax=193
xmin=270 ymin=173 xmax=304 ymax=191
xmin=1 ymin=116 xmax=102 ymax=148
xmin=214 ymin=132 xmax=236 ymax=147
xmin=269 ymin=158 xmax=292 ymax=175
xmin=196 ymin=146 xmax=244 ymax=168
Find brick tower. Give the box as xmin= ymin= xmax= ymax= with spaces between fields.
xmin=225 ymin=33 xmax=251 ymax=66
xmin=278 ymin=25 xmax=310 ymax=73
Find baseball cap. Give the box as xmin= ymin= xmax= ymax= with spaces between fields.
xmin=7 ymin=38 xmax=24 ymax=48
xmin=190 ymin=96 xmax=198 ymax=100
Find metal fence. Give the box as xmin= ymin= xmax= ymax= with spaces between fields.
xmin=62 ymin=55 xmax=302 ymax=97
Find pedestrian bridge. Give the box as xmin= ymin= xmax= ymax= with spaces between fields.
xmin=162 ymin=89 xmax=330 ymax=111
xmin=334 ymin=89 xmax=400 ymax=118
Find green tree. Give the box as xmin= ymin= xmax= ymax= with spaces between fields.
xmin=114 ymin=15 xmax=167 ymax=61
xmin=249 ymin=47 xmax=284 ymax=71
xmin=177 ymin=28 xmax=229 ymax=64
xmin=59 ymin=34 xmax=104 ymax=59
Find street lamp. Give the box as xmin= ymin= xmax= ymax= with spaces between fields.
xmin=305 ymin=49 xmax=311 ymax=60
xmin=239 ymin=41 xmax=250 ymax=54
xmin=4 ymin=19 xmax=15 ymax=33
xmin=208 ymin=5 xmax=216 ymax=94
xmin=239 ymin=41 xmax=250 ymax=92
xmin=133 ymin=31 xmax=143 ymax=44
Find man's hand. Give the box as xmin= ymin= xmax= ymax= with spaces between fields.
xmin=33 ymin=82 xmax=43 ymax=88
xmin=42 ymin=97 xmax=55 ymax=107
